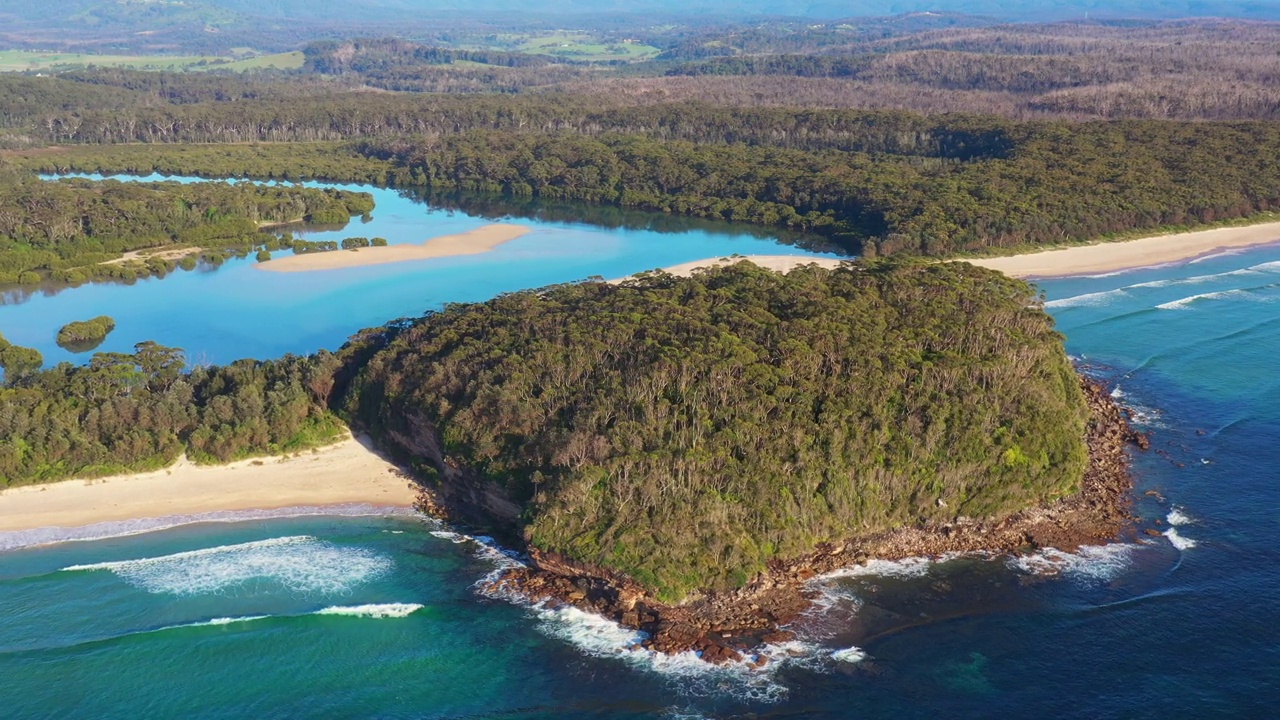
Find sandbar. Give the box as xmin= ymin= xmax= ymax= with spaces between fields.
xmin=256 ymin=223 xmax=531 ymax=272
xmin=0 ymin=434 xmax=418 ymax=533
xmin=100 ymin=245 xmax=204 ymax=266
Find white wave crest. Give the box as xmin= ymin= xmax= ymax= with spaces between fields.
xmin=1044 ymin=289 xmax=1126 ymax=309
xmin=817 ymin=556 xmax=939 ymax=581
xmin=1163 ymin=528 xmax=1197 ymax=551
xmin=1188 ymin=248 xmax=1248 ymax=264
xmin=1009 ymin=544 xmax=1133 ymax=581
xmin=1166 ymin=507 xmax=1194 ymax=526
xmin=61 ymin=535 xmax=392 ymax=596
xmin=182 ymin=615 xmax=270 ymax=628
xmin=1157 ymin=286 xmax=1280 ymax=310
xmin=0 ymin=504 xmax=419 ymax=553
xmin=831 ymin=646 xmax=868 ymax=663
xmin=1129 ymin=265 xmax=1260 ymax=289
xmin=1157 ymin=289 xmax=1247 ymax=310
xmin=314 ymin=603 xmax=423 ymax=618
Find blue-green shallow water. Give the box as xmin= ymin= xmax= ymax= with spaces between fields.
xmin=2 ymin=175 xmax=838 ymax=367
xmin=3 ymin=226 xmax=1280 ymax=716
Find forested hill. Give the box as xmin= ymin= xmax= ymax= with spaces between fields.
xmin=4 ymin=0 xmax=1277 ymax=22
xmin=340 ymin=261 xmax=1089 ymax=600
xmin=0 ymin=259 xmax=1092 ymax=600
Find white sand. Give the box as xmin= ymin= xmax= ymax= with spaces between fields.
xmin=0 ymin=434 xmax=417 ymax=533
xmin=100 ymin=246 xmax=204 ymax=266
xmin=963 ymin=222 xmax=1280 ymax=278
xmin=256 ymin=223 xmax=531 ymax=272
xmin=639 ymin=221 xmax=1280 ymax=281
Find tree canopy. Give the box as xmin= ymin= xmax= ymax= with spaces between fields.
xmin=342 ymin=261 xmax=1088 ymax=599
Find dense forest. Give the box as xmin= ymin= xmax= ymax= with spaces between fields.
xmin=340 ymin=261 xmax=1088 ymax=599
xmin=362 ymin=119 xmax=1280 ymax=257
xmin=0 ymin=342 xmax=345 ymax=484
xmin=0 ymin=176 xmax=372 ymax=285
xmin=0 ymin=261 xmax=1087 ymax=600
xmin=8 ymin=101 xmax=1280 ymax=263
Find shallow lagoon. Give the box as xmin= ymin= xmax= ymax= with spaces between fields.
xmin=1 ymin=175 xmax=839 ymax=366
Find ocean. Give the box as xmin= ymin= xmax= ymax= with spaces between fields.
xmin=2 ymin=233 xmax=1278 ymax=716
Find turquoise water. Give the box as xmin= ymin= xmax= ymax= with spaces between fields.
xmin=3 ymin=175 xmax=837 ymax=367
xmin=2 ymin=201 xmax=1279 ymax=716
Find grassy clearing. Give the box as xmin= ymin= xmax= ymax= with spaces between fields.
xmin=0 ymin=50 xmax=303 ymax=73
xmin=508 ymin=33 xmax=660 ymax=62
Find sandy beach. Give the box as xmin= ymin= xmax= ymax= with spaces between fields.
xmin=643 ymin=220 xmax=1280 ymax=281
xmin=0 ymin=435 xmax=418 ymax=533
xmin=256 ymin=223 xmax=531 ymax=272
xmin=963 ymin=222 xmax=1280 ymax=278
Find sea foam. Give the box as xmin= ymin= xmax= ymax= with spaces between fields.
xmin=816 ymin=555 xmax=942 ymax=581
xmin=0 ymin=504 xmax=419 ymax=553
xmin=1009 ymin=544 xmax=1133 ymax=581
xmin=532 ymin=602 xmax=799 ymax=703
xmin=313 ymin=603 xmax=423 ymax=618
xmin=61 ymin=535 xmax=392 ymax=596
xmin=1163 ymin=528 xmax=1198 ymax=551
xmin=831 ymin=646 xmax=868 ymax=663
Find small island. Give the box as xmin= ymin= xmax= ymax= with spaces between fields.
xmin=56 ymin=316 xmax=117 ymax=353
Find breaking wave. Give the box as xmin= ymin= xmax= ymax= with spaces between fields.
xmin=313 ymin=603 xmax=424 ymax=618
xmin=61 ymin=535 xmax=392 ymax=596
xmin=831 ymin=646 xmax=868 ymax=663
xmin=1044 ymin=289 xmax=1128 ymax=309
xmin=1163 ymin=528 xmax=1198 ymax=551
xmin=1009 ymin=544 xmax=1134 ymax=581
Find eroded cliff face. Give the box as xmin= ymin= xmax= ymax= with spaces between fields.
xmin=378 ymin=408 xmax=524 ymax=538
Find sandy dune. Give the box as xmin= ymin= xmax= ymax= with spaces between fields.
xmin=255 ymin=223 xmax=531 ymax=272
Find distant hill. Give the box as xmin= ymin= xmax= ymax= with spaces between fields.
xmin=4 ymin=0 xmax=1280 ymax=25
xmin=156 ymin=0 xmax=1280 ymax=21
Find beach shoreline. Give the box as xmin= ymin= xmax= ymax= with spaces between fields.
xmin=0 ymin=434 xmax=418 ymax=534
xmin=255 ymin=223 xmax=531 ymax=273
xmin=645 ymin=220 xmax=1280 ymax=280
xmin=963 ymin=221 xmax=1280 ymax=278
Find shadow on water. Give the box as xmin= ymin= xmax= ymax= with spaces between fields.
xmin=397 ymin=186 xmax=840 ymax=254
xmin=2 ymin=180 xmax=843 ymax=306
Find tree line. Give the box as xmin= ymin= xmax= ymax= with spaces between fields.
xmin=0 ymin=342 xmax=345 ymax=484
xmin=0 ymin=176 xmax=372 ymax=285
xmin=358 ymin=118 xmax=1280 ymax=257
